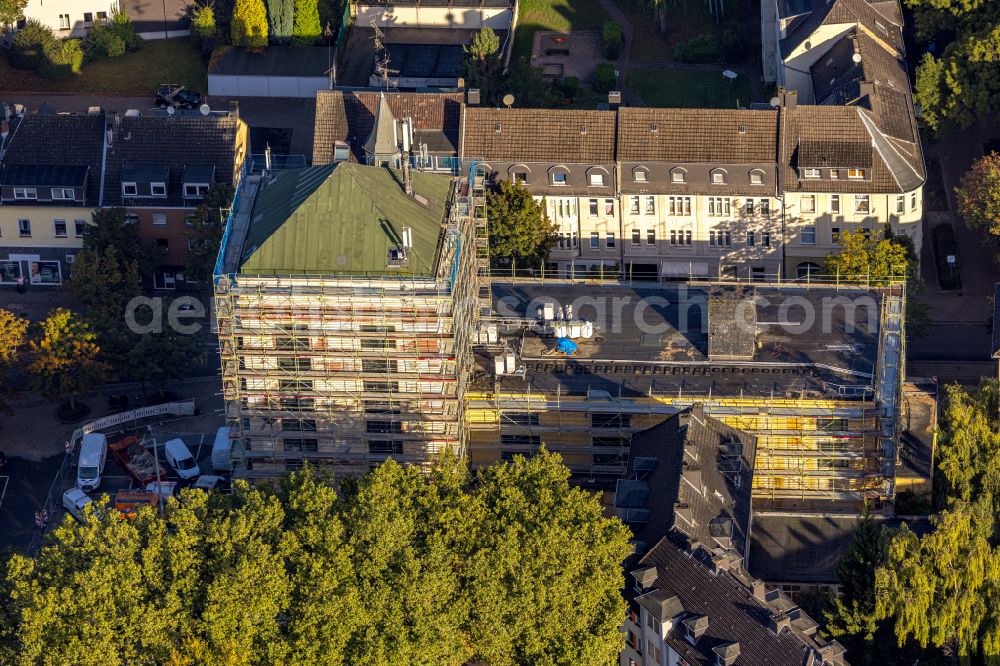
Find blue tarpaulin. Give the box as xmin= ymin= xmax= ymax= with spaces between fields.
xmin=555 ymin=338 xmax=578 ymax=355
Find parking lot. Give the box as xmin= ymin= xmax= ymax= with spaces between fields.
xmin=0 ymin=403 xmax=226 ymax=553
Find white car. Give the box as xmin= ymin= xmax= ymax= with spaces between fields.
xmin=163 ymin=438 xmax=200 ymax=480
xmin=145 ymin=481 xmax=178 ymax=499
xmin=62 ymin=487 xmax=93 ymax=523
xmin=193 ymin=475 xmax=224 ymax=491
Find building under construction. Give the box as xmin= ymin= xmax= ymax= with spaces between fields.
xmin=214 ymin=159 xmax=483 ymax=478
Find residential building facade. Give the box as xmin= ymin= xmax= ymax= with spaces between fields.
xmin=10 ymin=0 xmax=192 ymax=39
xmin=0 ymin=109 xmax=107 ymax=286
xmin=102 ymin=106 xmax=249 ymax=290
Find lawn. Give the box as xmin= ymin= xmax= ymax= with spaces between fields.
xmin=613 ymin=0 xmax=741 ymax=65
xmin=512 ymin=0 xmax=611 ymax=61
xmin=0 ymin=38 xmax=207 ymax=95
xmin=626 ymin=67 xmax=751 ymax=108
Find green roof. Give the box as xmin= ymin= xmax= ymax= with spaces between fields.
xmin=240 ymin=162 xmax=452 ymax=276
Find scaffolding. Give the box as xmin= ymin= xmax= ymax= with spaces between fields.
xmin=215 ymin=179 xmax=480 ymax=480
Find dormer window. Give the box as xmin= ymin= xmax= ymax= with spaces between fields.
xmin=184 ymin=183 xmax=209 ymax=198
xmin=633 ymin=168 xmax=648 ymax=182
xmin=13 ymin=187 xmax=37 ymax=200
xmin=588 ymin=168 xmax=608 ymax=187
xmin=513 ymin=172 xmax=527 ymax=184
xmin=550 ymin=171 xmax=567 ymax=186
xmin=848 ymin=168 xmax=866 ymax=179
xmin=51 ymin=188 xmax=76 ymax=200
xmin=711 ymin=169 xmax=727 ymax=184
xmin=333 ymin=142 xmax=351 ymax=162
xmin=804 ymin=168 xmax=821 ymax=178
xmin=670 ymin=168 xmax=686 ymax=183
xmin=749 ymin=170 xmax=764 ymax=185
xmin=122 ymin=182 xmax=138 ymax=197
xmin=150 ymin=182 xmax=167 ymax=197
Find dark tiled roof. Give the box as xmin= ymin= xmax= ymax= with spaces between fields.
xmin=313 ymin=90 xmax=463 ymax=164
xmin=1 ymin=112 xmax=106 ymax=206
xmin=798 ymin=138 xmax=873 ymax=169
xmin=0 ymin=164 xmax=88 ymax=187
xmin=103 ymin=114 xmax=241 ymax=207
xmin=780 ymin=0 xmax=903 ymax=59
xmin=633 ymin=535 xmax=811 ymax=666
xmin=183 ymin=165 xmax=216 ymax=183
xmin=460 ymin=107 xmax=616 ymax=163
xmin=619 ymin=405 xmax=756 ymax=558
xmin=122 ymin=164 xmax=170 ymax=183
xmin=617 ymin=108 xmax=778 ymax=164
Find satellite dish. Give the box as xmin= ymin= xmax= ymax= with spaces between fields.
xmin=769 ymin=96 xmax=780 ymax=108
xmin=502 ymin=94 xmax=515 ymax=108
xmin=199 ymin=103 xmax=211 ymax=116
xmin=166 ymin=105 xmax=175 ymax=115
xmin=852 ymin=53 xmax=862 ymax=64
xmin=722 ymin=69 xmax=738 ymax=80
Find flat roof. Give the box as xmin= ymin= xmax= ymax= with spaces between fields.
xmin=209 ymin=46 xmax=332 ymax=77
xmin=477 ymin=283 xmax=882 ymax=397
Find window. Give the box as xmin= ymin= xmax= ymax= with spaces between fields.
xmin=13 ymin=187 xmax=36 ymax=200
xmin=801 ymin=195 xmax=815 ymax=214
xmin=152 ymin=213 xmax=167 ymax=226
xmin=512 ymin=171 xmax=527 ymax=184
xmin=589 ymin=199 xmax=598 ymax=217
xmin=759 ymin=199 xmax=770 ymax=216
xmin=848 ymin=168 xmax=865 ymax=179
xmin=645 ymin=196 xmax=655 ymax=214
xmin=74 ymin=219 xmax=86 ymax=237
xmin=895 ymin=195 xmax=905 ymax=214
xmin=550 ymin=171 xmax=567 ymax=186
xmin=150 ymin=182 xmax=167 ymax=197
xmin=750 ymin=170 xmax=764 ymax=185
xmin=751 ymin=266 xmax=766 ymax=280
xmin=590 ymin=232 xmax=600 ymax=249
xmin=282 ymin=438 xmax=318 ymax=452
xmin=670 ymin=169 xmax=686 ymax=183
xmin=125 ymin=214 xmax=138 ymax=225
xmin=668 ymin=196 xmax=691 ymax=216
xmin=629 ymin=196 xmax=640 ymax=214
xmin=670 ymin=230 xmax=677 ymax=246
xmin=854 ymin=194 xmax=870 ymax=213
xmin=53 ymin=220 xmax=67 ymax=237
xmin=96 ymin=11 xmax=107 ymax=21
xmin=122 ymin=182 xmax=137 ymax=197
xmin=606 ymin=233 xmax=615 ymax=249
xmin=363 ymin=380 xmax=398 ymax=392
xmin=58 ymin=14 xmax=70 ymax=29
xmin=745 ymin=198 xmax=755 ymax=216
xmin=830 ymin=194 xmax=840 ymax=214
xmin=282 ymin=418 xmax=317 ymax=432
xmin=832 ymin=226 xmax=841 ymax=242
xmin=369 ymin=440 xmax=404 ymax=455
xmin=633 ymin=168 xmax=647 ymax=182
xmin=500 ymin=434 xmax=541 ymax=446
xmin=18 ymin=219 xmax=31 ymax=237
xmin=604 ymin=199 xmax=614 ymax=216
xmin=278 ymin=357 xmax=312 ymax=371
xmin=589 ymin=172 xmax=605 ymax=187
xmin=362 ymin=359 xmax=396 ymax=373
xmin=804 ymin=168 xmax=821 ymax=178
xmin=155 ymin=238 xmax=169 ymax=252
xmin=711 ymin=170 xmax=726 ymax=184
xmin=817 ymin=417 xmax=849 ymax=432
xmin=366 ymin=420 xmax=402 ymax=434
xmin=801 ymin=226 xmax=816 ymax=244
xmin=631 ymin=229 xmax=641 ymax=246
xmin=592 ymin=413 xmax=630 ymax=428
xmin=911 ymin=191 xmax=918 ymax=212
xmin=646 ymin=230 xmax=656 ymax=245
xmin=747 ymin=230 xmax=755 ymax=247
xmin=762 ymin=231 xmax=771 ymax=247
xmin=51 ymin=188 xmax=75 ymax=200
xmin=83 ymin=12 xmax=93 ymax=24
xmin=506 ymin=412 xmax=540 ymax=425
xmin=184 ymin=183 xmax=209 ymax=198
xmin=708 ymin=197 xmax=731 ymax=217
xmin=709 ymin=229 xmax=731 ymax=247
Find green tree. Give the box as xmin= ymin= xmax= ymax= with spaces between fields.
xmin=956 ymin=151 xmax=1000 ymax=262
xmin=461 ymin=28 xmax=502 ymax=104
xmin=232 ymin=0 xmax=268 ymax=48
xmin=292 ymin=0 xmax=321 ymax=45
xmin=466 ymin=450 xmax=632 ymax=665
xmin=876 ymin=500 xmax=1000 ymax=656
xmin=27 ymin=308 xmax=108 ymax=412
xmin=486 ymin=180 xmax=557 ymax=269
xmin=824 ymin=507 xmax=887 ymax=653
xmin=934 ymin=381 xmax=1000 ymax=510
xmin=191 ymin=3 xmax=217 ymax=41
xmin=267 ymin=0 xmax=294 ymax=43
xmin=69 ymin=245 xmax=141 ymax=321
xmin=185 ymin=182 xmax=235 ymax=286
xmin=127 ymin=323 xmax=207 ymax=395
xmin=0 ymin=0 xmax=27 ymax=26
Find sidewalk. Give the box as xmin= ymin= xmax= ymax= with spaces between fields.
xmin=1 ymin=287 xmax=79 ymax=322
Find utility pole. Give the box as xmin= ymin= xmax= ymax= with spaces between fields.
xmin=148 ymin=426 xmax=164 ymax=518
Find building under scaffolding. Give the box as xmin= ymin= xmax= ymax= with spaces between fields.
xmin=214 ymin=161 xmax=481 ymax=478
xmin=466 ymin=279 xmax=905 ymax=513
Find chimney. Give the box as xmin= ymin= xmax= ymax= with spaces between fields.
xmin=782 ymin=88 xmax=798 ymax=111
xmin=467 ymin=88 xmax=481 ymax=105
xmin=608 ymin=91 xmax=622 ymax=108
xmin=229 ymin=100 xmax=240 ymax=118
xmin=770 ymin=612 xmax=791 ymax=635
xmin=751 ymin=579 xmax=767 ymax=601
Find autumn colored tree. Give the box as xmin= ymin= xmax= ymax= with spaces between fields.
xmin=27 ymin=309 xmax=108 ymax=413
xmin=292 ymin=0 xmax=321 ymax=45
xmin=232 ymin=0 xmax=268 ymax=48
xmin=0 ymin=309 xmax=29 ymax=415
xmin=956 ymin=152 xmax=1000 ymax=262
xmin=487 ymin=180 xmax=557 ymax=269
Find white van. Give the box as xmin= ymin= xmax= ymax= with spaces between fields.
xmin=76 ymin=433 xmax=107 ymax=491
xmin=164 ymin=438 xmax=201 ymax=480
xmin=211 ymin=426 xmax=233 ymax=473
